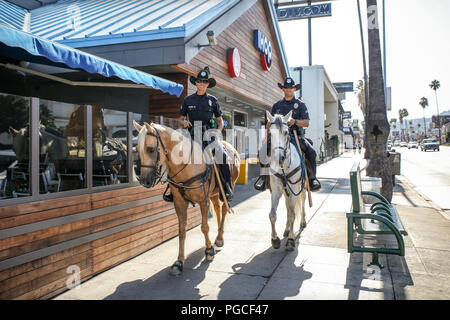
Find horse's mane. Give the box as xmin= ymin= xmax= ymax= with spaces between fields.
xmin=138 ymin=123 xmax=182 ymax=152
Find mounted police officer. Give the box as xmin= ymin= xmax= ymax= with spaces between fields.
xmin=163 ymin=67 xmax=233 ymax=203
xmin=255 ymin=77 xmax=321 ymax=192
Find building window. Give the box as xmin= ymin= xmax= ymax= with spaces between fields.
xmin=0 ymin=93 xmax=31 ymax=199
xmin=93 ymin=107 xmax=128 ymax=186
xmin=234 ymin=111 xmax=247 ymax=127
xmin=39 ymin=100 xmax=86 ymax=193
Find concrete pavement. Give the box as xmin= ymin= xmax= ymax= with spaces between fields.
xmin=54 ymin=151 xmax=450 ymax=300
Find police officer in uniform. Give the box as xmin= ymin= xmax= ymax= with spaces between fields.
xmin=255 ymin=77 xmax=321 ymax=192
xmin=164 ymin=67 xmax=233 ymax=202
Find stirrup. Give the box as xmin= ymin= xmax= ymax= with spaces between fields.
xmin=254 ymin=176 xmax=266 ymax=191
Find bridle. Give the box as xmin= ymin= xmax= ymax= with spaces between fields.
xmin=136 ymin=124 xmax=212 ymax=206
xmin=270 ymin=120 xmax=291 ymax=166
xmin=269 ymin=120 xmax=305 ymax=196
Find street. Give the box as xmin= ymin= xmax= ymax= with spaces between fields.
xmin=394 ymin=145 xmax=450 ymax=212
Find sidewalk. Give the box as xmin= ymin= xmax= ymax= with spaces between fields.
xmin=54 ymin=152 xmax=450 ymax=300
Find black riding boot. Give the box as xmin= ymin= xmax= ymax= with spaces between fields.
xmin=218 ymin=163 xmax=233 ymax=202
xmin=307 ymin=162 xmax=321 ymax=192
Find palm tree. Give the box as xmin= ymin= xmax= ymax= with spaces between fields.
xmin=365 ymin=0 xmax=392 ymax=201
xmin=398 ymin=108 xmax=409 ymax=140
xmin=419 ymin=97 xmax=428 ymax=137
xmin=429 ymin=80 xmax=441 ymax=142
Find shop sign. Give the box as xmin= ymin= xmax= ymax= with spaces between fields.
xmin=277 ymin=3 xmax=332 ymax=21
xmin=253 ymin=30 xmax=272 ymax=71
xmin=227 ymin=48 xmax=241 ymax=78
xmin=343 ymin=111 xmax=352 ymax=119
xmin=333 ymin=82 xmax=354 ymax=93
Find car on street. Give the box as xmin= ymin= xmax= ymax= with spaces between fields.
xmin=408 ymin=141 xmax=418 ymax=149
xmin=420 ymin=139 xmax=440 ymax=152
xmin=393 ymin=140 xmax=400 ymax=146
xmin=400 ymin=141 xmax=408 ymax=148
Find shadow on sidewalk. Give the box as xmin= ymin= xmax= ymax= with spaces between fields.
xmin=344 ymin=236 xmax=414 ymax=300
xmin=103 ymin=247 xmax=211 ymax=300
xmin=218 ymin=238 xmax=312 ymax=300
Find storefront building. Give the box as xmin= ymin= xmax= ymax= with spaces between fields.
xmin=0 ymin=0 xmax=289 ymax=299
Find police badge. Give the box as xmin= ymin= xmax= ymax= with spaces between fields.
xmin=209 ymin=99 xmax=212 ymax=107
xmin=294 ymin=103 xmax=298 ymax=109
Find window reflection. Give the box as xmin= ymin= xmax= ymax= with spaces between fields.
xmin=0 ymin=93 xmax=31 ymax=199
xmin=93 ymin=106 xmax=128 ymax=186
xmin=39 ymin=101 xmax=85 ymax=193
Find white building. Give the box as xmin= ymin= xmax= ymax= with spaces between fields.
xmin=290 ymin=65 xmax=344 ymax=160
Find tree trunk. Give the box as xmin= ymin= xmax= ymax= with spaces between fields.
xmin=365 ymin=0 xmax=393 ymax=202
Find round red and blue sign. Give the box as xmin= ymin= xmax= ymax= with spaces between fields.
xmin=227 ymin=47 xmax=241 ymax=78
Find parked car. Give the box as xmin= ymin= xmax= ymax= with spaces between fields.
xmin=400 ymin=142 xmax=408 ymax=148
xmin=393 ymin=140 xmax=400 ymax=146
xmin=420 ymin=139 xmax=439 ymax=152
xmin=407 ymin=141 xmax=418 ymax=149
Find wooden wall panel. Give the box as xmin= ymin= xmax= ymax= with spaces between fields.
xmin=0 ymin=184 xmax=201 ymax=300
xmin=148 ymin=73 xmax=188 ymax=120
xmin=177 ymin=0 xmax=286 ymax=108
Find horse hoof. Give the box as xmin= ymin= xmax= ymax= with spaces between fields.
xmin=286 ymin=238 xmax=295 ymax=251
xmin=170 ymin=260 xmax=183 ymax=276
xmin=205 ymin=247 xmax=215 ymax=261
xmin=271 ymin=237 xmax=281 ymax=249
xmin=214 ymin=239 xmax=224 ymax=247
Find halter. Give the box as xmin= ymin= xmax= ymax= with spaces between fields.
xmin=269 ymin=120 xmax=305 ymax=197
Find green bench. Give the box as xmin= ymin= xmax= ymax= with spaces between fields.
xmin=347 ymin=161 xmax=407 ymax=268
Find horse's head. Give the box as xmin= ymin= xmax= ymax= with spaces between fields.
xmin=8 ymin=125 xmax=43 ymax=163
xmin=266 ymin=110 xmax=292 ymax=167
xmin=133 ymin=120 xmax=167 ymax=188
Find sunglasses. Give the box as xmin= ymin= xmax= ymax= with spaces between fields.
xmin=196 ymin=80 xmax=209 ymax=84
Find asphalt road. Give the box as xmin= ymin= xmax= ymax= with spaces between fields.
xmin=394 ymin=145 xmax=450 ymax=212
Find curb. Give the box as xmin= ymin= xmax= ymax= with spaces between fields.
xmin=397 ymin=175 xmax=450 ymax=221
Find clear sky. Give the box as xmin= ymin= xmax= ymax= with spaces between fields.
xmin=277 ymin=0 xmax=450 ymax=123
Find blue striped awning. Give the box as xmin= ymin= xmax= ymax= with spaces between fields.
xmin=0 ymin=23 xmax=184 ymax=97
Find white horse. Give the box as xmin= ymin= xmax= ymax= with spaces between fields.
xmin=266 ymin=111 xmax=307 ymax=251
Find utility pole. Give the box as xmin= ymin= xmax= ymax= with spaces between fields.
xmin=382 ymin=0 xmax=387 ymax=108
xmin=308 ymin=0 xmax=312 ymax=66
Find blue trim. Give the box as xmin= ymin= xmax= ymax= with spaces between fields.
xmin=0 ymin=23 xmax=184 ymax=97
xmin=58 ymin=26 xmax=187 ymax=48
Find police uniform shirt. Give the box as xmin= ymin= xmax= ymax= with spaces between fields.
xmin=179 ymin=93 xmax=222 ymax=127
xmin=271 ymin=98 xmax=309 ymax=122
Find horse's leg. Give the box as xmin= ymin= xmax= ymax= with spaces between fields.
xmin=200 ymin=202 xmax=215 ymax=261
xmin=170 ymin=197 xmax=189 ymax=276
xmin=285 ymin=195 xmax=297 ymax=251
xmin=299 ymin=190 xmax=307 ymax=229
xmin=283 ymin=194 xmax=291 ymax=238
xmin=211 ymin=195 xmax=224 ymax=247
xmin=270 ymin=184 xmax=282 ymax=249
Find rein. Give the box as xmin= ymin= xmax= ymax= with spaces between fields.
xmin=142 ymin=124 xmax=213 ymax=206
xmin=270 ymin=129 xmax=306 ymax=197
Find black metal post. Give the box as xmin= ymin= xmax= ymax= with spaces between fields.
xmin=308 ymin=0 xmax=312 ymax=66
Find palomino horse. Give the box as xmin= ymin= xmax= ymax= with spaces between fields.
xmin=133 ymin=121 xmax=240 ymax=275
xmin=266 ymin=111 xmax=307 ymax=251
